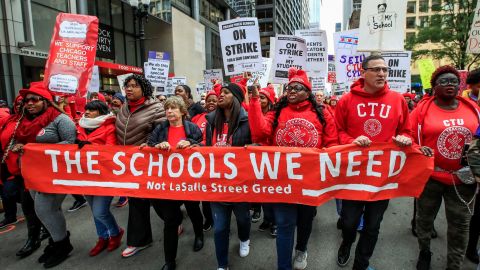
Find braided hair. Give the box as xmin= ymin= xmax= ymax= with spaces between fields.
xmin=272 ymin=92 xmax=326 ymax=132
xmin=123 ymin=74 xmax=154 ymax=98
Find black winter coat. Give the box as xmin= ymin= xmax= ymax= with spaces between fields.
xmin=147 ymin=120 xmax=203 ymax=146
xmin=205 ymin=108 xmax=252 ymax=147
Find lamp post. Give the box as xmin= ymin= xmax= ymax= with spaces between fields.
xmin=129 ymin=0 xmax=151 ymax=66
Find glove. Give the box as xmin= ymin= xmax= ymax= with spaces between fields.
xmin=75 ymin=139 xmax=92 ymax=149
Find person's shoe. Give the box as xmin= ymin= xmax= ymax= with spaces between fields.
xmin=43 ymin=233 xmax=73 ymax=268
xmin=466 ymin=247 xmax=480 ymax=264
xmin=108 ymin=228 xmax=124 ymax=252
xmin=293 ymin=250 xmax=308 ymax=270
xmin=0 ymin=218 xmax=18 ymax=229
xmin=337 ymin=241 xmax=352 ymax=267
xmin=67 ymin=200 xmax=87 ymax=212
xmin=270 ymin=225 xmax=277 ymax=238
xmin=89 ymin=238 xmax=109 ymax=257
xmin=161 ymin=262 xmax=176 ymax=270
xmin=114 ymin=197 xmax=128 ymax=208
xmin=337 ymin=217 xmax=343 ymax=230
xmin=431 ymin=226 xmax=438 ymax=239
xmin=193 ymin=234 xmax=204 ymax=252
xmin=121 ymin=244 xmax=151 ymax=258
xmin=258 ymin=221 xmax=271 ymax=232
xmin=16 ymin=235 xmax=41 ymax=258
xmin=203 ymin=221 xmax=212 ymax=232
xmin=251 ymin=211 xmax=261 ymax=223
xmin=416 ymin=249 xmax=432 ymax=270
xmin=39 ymin=227 xmax=50 ymax=242
xmin=239 ymin=240 xmax=250 ymax=257
xmin=38 ymin=238 xmax=54 ymax=263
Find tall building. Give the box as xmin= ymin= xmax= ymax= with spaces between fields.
xmin=226 ymin=0 xmax=256 ymax=17
xmin=256 ymin=0 xmax=310 ymax=57
xmin=342 ymin=0 xmax=362 ymax=30
xmin=309 ymin=0 xmax=321 ymax=29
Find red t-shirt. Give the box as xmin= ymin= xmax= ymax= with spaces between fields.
xmin=168 ymin=126 xmax=187 ymax=148
xmin=212 ymin=123 xmax=231 ymax=147
xmin=416 ymin=102 xmax=478 ymax=185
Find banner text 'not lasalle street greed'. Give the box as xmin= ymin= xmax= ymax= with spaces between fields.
xmin=22 ymin=143 xmax=433 ymax=206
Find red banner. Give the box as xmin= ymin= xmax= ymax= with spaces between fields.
xmin=43 ymin=13 xmax=98 ymax=97
xmin=21 ymin=143 xmax=433 ymax=206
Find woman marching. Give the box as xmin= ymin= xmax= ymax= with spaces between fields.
xmin=76 ymin=100 xmax=124 ymax=256
xmin=248 ymin=68 xmax=338 ymax=270
xmin=11 ymin=82 xmax=77 ymax=268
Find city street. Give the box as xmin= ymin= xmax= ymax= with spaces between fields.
xmin=1 ymin=196 xmax=477 ymax=270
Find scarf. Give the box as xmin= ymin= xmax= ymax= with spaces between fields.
xmin=128 ymin=97 xmax=146 ymax=113
xmin=78 ymin=113 xmax=115 ymax=129
xmin=15 ymin=107 xmax=61 ymax=144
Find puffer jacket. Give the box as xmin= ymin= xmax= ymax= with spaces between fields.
xmin=115 ymin=97 xmax=165 ymax=145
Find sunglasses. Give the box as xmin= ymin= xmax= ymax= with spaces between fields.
xmin=285 ymin=85 xmax=306 ymax=92
xmin=24 ymin=96 xmax=44 ymax=103
xmin=436 ymin=78 xmax=459 ymax=87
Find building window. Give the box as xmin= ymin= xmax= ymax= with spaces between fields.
xmin=31 ymin=2 xmax=59 ymax=51
xmin=260 ymin=36 xmax=270 ymax=46
xmin=112 ymin=0 xmax=124 ymax=30
xmin=419 ymin=16 xmax=429 ymax=28
xmin=406 ymin=17 xmax=416 ymax=29
xmin=32 ymin=0 xmax=68 ymax=12
xmin=419 ymin=0 xmax=428 ymax=12
xmin=431 ymin=0 xmax=442 ymax=11
xmin=353 ymin=0 xmax=362 ymax=11
xmin=200 ymin=0 xmax=224 ymax=24
xmin=257 ymin=0 xmax=273 ymax=5
xmin=407 ymin=1 xmax=416 ymax=13
xmin=257 ymin=9 xmax=273 ymax=19
xmin=98 ymin=0 xmax=112 ymax=25
xmin=259 ymin=22 xmax=273 ymax=32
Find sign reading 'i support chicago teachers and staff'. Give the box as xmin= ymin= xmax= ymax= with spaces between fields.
xmin=218 ymin=17 xmax=262 ymax=76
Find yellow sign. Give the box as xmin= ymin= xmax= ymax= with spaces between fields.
xmin=417 ymin=59 xmax=436 ymax=89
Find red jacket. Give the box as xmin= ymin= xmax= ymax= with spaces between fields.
xmin=77 ymin=117 xmax=117 ymax=145
xmin=0 ymin=117 xmax=21 ymax=175
xmin=249 ymin=96 xmax=338 ymax=148
xmin=410 ymin=96 xmax=480 ymax=185
xmin=335 ymin=78 xmax=412 ymax=144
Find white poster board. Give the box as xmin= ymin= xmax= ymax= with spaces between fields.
xmin=117 ymin=73 xmax=133 ymax=96
xmin=310 ymin=77 xmax=326 ymax=92
xmin=382 ymin=51 xmax=412 ymax=93
xmin=294 ymin=29 xmax=328 ymax=76
xmin=196 ymin=83 xmax=207 ymax=95
xmin=144 ymin=59 xmax=170 ymax=88
xmin=88 ymin=65 xmax=100 ymax=93
xmin=203 ymin=69 xmax=223 ymax=91
xmin=272 ymin=35 xmax=307 ymax=84
xmin=334 ymin=29 xmax=370 ymax=83
xmin=164 ymin=77 xmax=187 ymax=96
xmin=218 ymin=17 xmax=262 ymax=75
xmin=246 ymin=57 xmax=273 ymax=87
xmin=357 ymin=0 xmax=407 ymax=52
xmin=467 ymin=1 xmax=480 ymax=54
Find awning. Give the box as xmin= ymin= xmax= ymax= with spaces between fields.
xmin=95 ymin=61 xmax=143 ymax=76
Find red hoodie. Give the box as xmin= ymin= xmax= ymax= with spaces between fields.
xmin=249 ymin=97 xmax=338 ymax=148
xmin=410 ymin=96 xmax=480 ymax=185
xmin=77 ymin=117 xmax=117 ymax=145
xmin=335 ymin=78 xmax=412 ymax=144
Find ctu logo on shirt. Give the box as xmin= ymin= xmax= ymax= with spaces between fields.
xmin=443 ymin=119 xmax=464 ymax=127
xmin=356 ymin=103 xmax=391 ymax=119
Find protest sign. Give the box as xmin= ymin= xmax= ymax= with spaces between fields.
xmin=204 ymin=69 xmax=223 ymax=90
xmin=357 ymin=0 xmax=408 ymax=52
xmin=295 ymin=29 xmax=328 ymax=76
xmin=144 ymin=59 xmax=170 ymax=88
xmin=467 ymin=1 xmax=480 ymax=54
xmin=164 ymin=77 xmax=187 ymax=96
xmin=417 ymin=59 xmax=436 ymax=89
xmin=328 ymin=60 xmax=337 ymax=83
xmin=310 ymin=76 xmax=326 ymax=92
xmin=43 ymin=13 xmax=98 ymax=96
xmin=148 ymin=51 xmax=170 ymax=60
xmin=334 ymin=29 xmax=369 ymax=83
xmin=272 ymin=35 xmax=307 ymax=84
xmin=459 ymin=70 xmax=469 ymax=93
xmin=246 ymin=57 xmax=273 ymax=87
xmin=88 ymin=65 xmax=100 ymax=93
xmin=382 ymin=52 xmax=411 ymax=93
xmin=218 ymin=18 xmax=262 ymax=75
xmin=96 ymin=23 xmax=115 ymax=60
xmin=22 ymin=143 xmax=433 ymax=206
xmin=117 ymin=73 xmax=133 ymax=96
xmin=196 ymin=83 xmax=206 ymax=95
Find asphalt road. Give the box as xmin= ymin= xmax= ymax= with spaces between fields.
xmin=1 ymin=197 xmax=478 ymax=270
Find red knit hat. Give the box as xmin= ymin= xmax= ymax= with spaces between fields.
xmin=288 ymin=67 xmax=312 ymax=91
xmin=259 ymin=85 xmax=276 ymax=104
xmin=19 ymin=81 xmax=53 ymax=101
xmin=205 ymin=90 xmax=218 ymax=101
xmin=330 ymin=95 xmax=338 ymax=101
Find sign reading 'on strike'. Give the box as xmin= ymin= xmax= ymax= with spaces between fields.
xmin=44 ymin=13 xmax=98 ymax=97
xmin=22 ymin=143 xmax=433 ymax=206
xmin=219 ymin=18 xmax=262 ymax=76
xmin=272 ymin=35 xmax=307 ymax=84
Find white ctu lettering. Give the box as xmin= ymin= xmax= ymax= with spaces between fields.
xmin=357 ymin=103 xmax=391 ymax=118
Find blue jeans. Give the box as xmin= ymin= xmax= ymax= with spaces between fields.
xmin=263 ymin=203 xmax=275 ymax=224
xmin=85 ymin=195 xmax=120 ymax=239
xmin=273 ymin=203 xmax=298 ymax=270
xmin=0 ymin=178 xmax=20 ymax=221
xmin=211 ymin=202 xmax=251 ymax=268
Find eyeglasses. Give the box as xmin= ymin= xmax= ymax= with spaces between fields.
xmin=436 ymin=78 xmax=459 ymax=87
xmin=285 ymin=85 xmax=306 ymax=92
xmin=365 ymin=67 xmax=389 ymax=73
xmin=125 ymin=83 xmax=140 ymax=89
xmin=24 ymin=96 xmax=44 ymax=103
xmin=159 ymin=99 xmax=166 ymax=102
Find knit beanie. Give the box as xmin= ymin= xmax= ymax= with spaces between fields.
xmin=259 ymin=85 xmax=276 ymax=104
xmin=225 ymin=83 xmax=244 ymax=103
xmin=113 ymin=92 xmax=126 ymax=104
xmin=288 ymin=67 xmax=312 ymax=91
